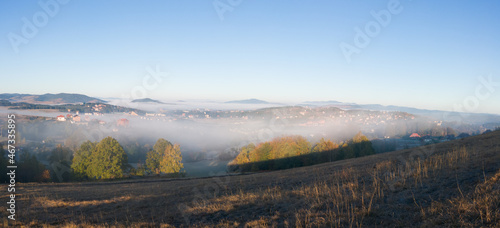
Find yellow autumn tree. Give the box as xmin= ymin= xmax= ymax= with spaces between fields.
xmin=158 ymin=141 xmax=184 ymax=174
xmin=146 ymin=139 xmax=184 ymax=174
xmin=312 ymin=138 xmax=339 ymax=153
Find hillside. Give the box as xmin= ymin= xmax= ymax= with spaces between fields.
xmin=300 ymin=100 xmax=500 ymax=125
xmin=2 ymin=131 xmax=499 ymax=227
xmin=0 ymin=93 xmax=105 ymax=104
xmin=0 ymin=101 xmax=144 ymax=115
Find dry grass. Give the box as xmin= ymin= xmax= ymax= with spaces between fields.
xmin=424 ymin=168 xmax=500 ymax=227
xmin=1 ymin=131 xmax=500 ymax=227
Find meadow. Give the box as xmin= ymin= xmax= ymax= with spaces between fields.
xmin=1 ymin=130 xmax=499 ymax=227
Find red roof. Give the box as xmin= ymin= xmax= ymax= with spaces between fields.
xmin=117 ymin=118 xmax=129 ymax=126
xmin=57 ymin=115 xmax=65 ymax=118
xmin=410 ymin=133 xmax=421 ymax=138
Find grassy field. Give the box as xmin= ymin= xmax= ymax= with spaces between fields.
xmin=1 ymin=130 xmax=500 ymax=227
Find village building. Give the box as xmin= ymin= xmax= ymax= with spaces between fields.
xmin=117 ymin=118 xmax=129 ymax=127
xmin=56 ymin=115 xmax=66 ymax=121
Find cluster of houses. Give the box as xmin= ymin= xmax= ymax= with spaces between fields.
xmin=409 ymin=132 xmax=458 ymax=142
xmin=92 ymin=104 xmax=106 ymax=112
xmin=392 ymin=132 xmax=469 ymax=151
xmin=55 ymin=114 xmax=129 ymax=127
xmin=56 ymin=114 xmax=80 ymax=122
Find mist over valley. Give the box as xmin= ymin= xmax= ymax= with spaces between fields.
xmin=1 ymin=93 xmax=499 ymax=177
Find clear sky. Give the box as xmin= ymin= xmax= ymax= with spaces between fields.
xmin=1 ymin=0 xmax=499 ymax=114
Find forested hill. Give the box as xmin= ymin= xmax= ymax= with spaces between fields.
xmin=131 ymin=98 xmax=163 ymax=103
xmin=0 ymin=93 xmax=105 ymax=104
xmin=0 ymin=100 xmax=144 ymax=115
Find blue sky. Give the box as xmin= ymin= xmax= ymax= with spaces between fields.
xmin=1 ymin=0 xmax=499 ymax=114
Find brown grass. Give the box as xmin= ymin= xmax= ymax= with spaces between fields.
xmin=1 ymin=131 xmax=500 ymax=227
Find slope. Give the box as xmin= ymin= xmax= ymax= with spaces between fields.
xmin=2 ymin=131 xmax=499 ymax=227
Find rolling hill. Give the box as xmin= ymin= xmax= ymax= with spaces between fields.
xmin=131 ymin=98 xmax=164 ymax=104
xmin=225 ymin=98 xmax=270 ymax=104
xmin=2 ymin=131 xmax=499 ymax=227
xmin=302 ymin=100 xmax=500 ymax=125
xmin=0 ymin=93 xmax=105 ymax=104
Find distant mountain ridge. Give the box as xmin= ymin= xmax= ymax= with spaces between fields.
xmin=225 ymin=99 xmax=269 ymax=104
xmin=131 ymin=98 xmax=164 ymax=104
xmin=300 ymin=100 xmax=500 ymax=124
xmin=2 ymin=93 xmax=499 ymax=125
xmin=301 ymin=100 xmax=343 ymax=105
xmin=0 ymin=93 xmax=105 ymax=104
xmin=0 ymin=93 xmax=32 ymax=100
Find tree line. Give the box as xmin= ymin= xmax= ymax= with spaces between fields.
xmin=0 ymin=144 xmax=52 ymax=183
xmin=0 ymin=137 xmax=184 ymax=183
xmin=228 ymin=132 xmax=375 ymax=172
xmin=71 ymin=137 xmax=184 ymax=180
xmin=0 ymin=100 xmax=145 ymax=115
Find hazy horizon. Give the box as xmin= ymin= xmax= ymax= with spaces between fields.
xmin=4 ymin=92 xmax=500 ymax=116
xmin=1 ymin=1 xmax=499 ymax=113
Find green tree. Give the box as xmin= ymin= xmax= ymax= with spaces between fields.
xmin=88 ymin=137 xmax=128 ymax=179
xmin=131 ymin=162 xmax=147 ymax=176
xmin=18 ymin=151 xmax=50 ymax=182
xmin=65 ymin=131 xmax=86 ymax=151
xmin=49 ymin=145 xmax=73 ymax=182
xmin=256 ymin=142 xmax=272 ymax=162
xmin=49 ymin=145 xmax=73 ymax=164
xmin=341 ymin=143 xmax=355 ymax=159
xmin=271 ymin=135 xmax=311 ymax=158
xmin=71 ymin=141 xmax=95 ymax=180
xmin=351 ymin=131 xmax=375 ymax=157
